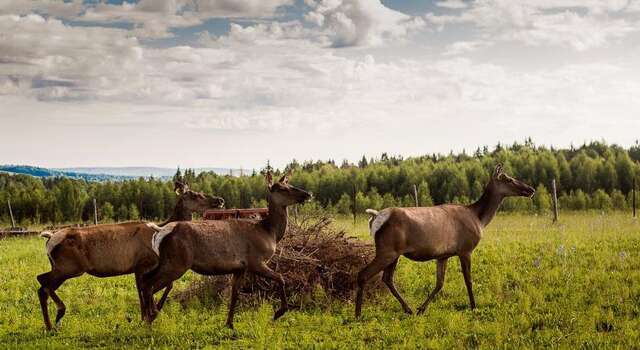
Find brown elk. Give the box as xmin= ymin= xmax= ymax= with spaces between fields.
xmin=36 ymin=182 xmax=224 ymax=330
xmin=355 ymin=164 xmax=535 ymax=318
xmin=141 ymin=170 xmax=311 ymax=329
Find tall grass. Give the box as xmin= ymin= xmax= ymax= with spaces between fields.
xmin=0 ymin=213 xmax=638 ymax=348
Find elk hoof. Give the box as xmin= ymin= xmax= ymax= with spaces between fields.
xmin=403 ymin=307 xmax=414 ymax=315
xmin=273 ymin=307 xmax=287 ymax=320
xmin=225 ymin=321 xmax=234 ymax=330
xmin=416 ymin=306 xmax=427 ymax=315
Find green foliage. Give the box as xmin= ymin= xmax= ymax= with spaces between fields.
xmin=611 ymin=190 xmax=626 ymax=210
xmin=0 ymin=141 xmax=638 ymax=226
xmin=117 ymin=204 xmax=128 ymax=221
xmin=101 ymin=202 xmax=114 ymax=222
xmin=591 ymin=189 xmax=612 ymax=211
xmin=129 ymin=203 xmax=140 ymax=220
xmin=533 ymin=184 xmax=552 ymax=213
xmin=335 ymin=193 xmax=352 ymax=215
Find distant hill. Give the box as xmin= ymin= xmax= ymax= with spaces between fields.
xmin=0 ymin=165 xmax=132 ymax=181
xmin=61 ymin=167 xmax=245 ymax=178
xmin=0 ymin=165 xmax=246 ymax=181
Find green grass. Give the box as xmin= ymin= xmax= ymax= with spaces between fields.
xmin=1 ymin=213 xmax=639 ymax=349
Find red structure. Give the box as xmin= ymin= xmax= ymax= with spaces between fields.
xmin=204 ymin=208 xmax=269 ymax=220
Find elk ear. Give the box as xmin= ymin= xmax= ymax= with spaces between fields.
xmin=265 ymin=171 xmax=273 ymax=189
xmin=279 ymin=168 xmax=293 ymax=184
xmin=493 ymin=164 xmax=503 ymax=178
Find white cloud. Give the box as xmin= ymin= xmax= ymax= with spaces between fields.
xmin=0 ymin=14 xmax=144 ymax=101
xmin=1 ymin=0 xmax=639 ymax=168
xmin=0 ymin=0 xmax=295 ymax=39
xmin=193 ymin=0 xmax=294 ymax=18
xmin=0 ymin=0 xmax=84 ymax=18
xmin=305 ymin=0 xmax=426 ymax=47
xmin=443 ymin=40 xmax=491 ymax=55
xmin=210 ymin=21 xmax=312 ymax=45
xmin=436 ymin=0 xmax=469 ymax=10
xmin=426 ymin=0 xmax=640 ymax=51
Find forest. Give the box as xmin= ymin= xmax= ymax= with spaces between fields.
xmin=1 ymin=140 xmax=639 ymax=226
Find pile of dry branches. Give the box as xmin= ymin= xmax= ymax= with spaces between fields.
xmin=175 ymin=213 xmax=382 ymax=306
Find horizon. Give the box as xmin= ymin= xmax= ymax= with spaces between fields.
xmin=2 ymin=1 xmax=640 ymax=169
xmin=3 ymin=138 xmax=638 ymax=171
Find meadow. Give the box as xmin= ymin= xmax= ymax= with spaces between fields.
xmin=1 ymin=212 xmax=639 ymax=349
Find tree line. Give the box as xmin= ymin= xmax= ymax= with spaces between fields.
xmin=1 ymin=140 xmax=639 ymax=226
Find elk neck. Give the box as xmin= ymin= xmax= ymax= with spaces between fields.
xmin=468 ymin=183 xmax=504 ymax=227
xmin=265 ymin=197 xmax=288 ymax=242
xmin=173 ymin=199 xmax=192 ymax=221
xmin=159 ymin=199 xmax=187 ymax=226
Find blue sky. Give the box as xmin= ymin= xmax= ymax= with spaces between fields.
xmin=1 ymin=0 xmax=640 ymax=169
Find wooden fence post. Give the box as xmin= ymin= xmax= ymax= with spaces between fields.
xmin=7 ymin=200 xmax=15 ymax=228
xmin=551 ymin=179 xmax=558 ymax=223
xmin=413 ymin=184 xmax=419 ymax=207
xmin=93 ymin=198 xmax=98 ymax=225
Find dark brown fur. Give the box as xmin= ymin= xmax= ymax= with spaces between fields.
xmin=355 ymin=164 xmax=535 ymax=317
xmin=141 ymin=171 xmax=311 ymax=329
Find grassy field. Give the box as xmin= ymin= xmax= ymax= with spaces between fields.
xmin=1 ymin=212 xmax=639 ymax=349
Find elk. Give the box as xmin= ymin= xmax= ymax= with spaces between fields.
xmin=355 ymin=164 xmax=535 ymax=318
xmin=141 ymin=170 xmax=311 ymax=329
xmin=36 ymin=182 xmax=224 ymax=330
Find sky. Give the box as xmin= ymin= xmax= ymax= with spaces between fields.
xmin=1 ymin=0 xmax=640 ymax=170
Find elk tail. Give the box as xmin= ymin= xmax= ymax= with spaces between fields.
xmin=366 ymin=208 xmax=390 ymax=239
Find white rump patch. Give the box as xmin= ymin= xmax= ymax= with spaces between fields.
xmin=369 ymin=209 xmax=391 ymax=239
xmin=44 ymin=230 xmax=66 ymax=261
xmin=146 ymin=222 xmax=163 ymax=232
xmin=151 ymin=222 xmax=177 ymax=256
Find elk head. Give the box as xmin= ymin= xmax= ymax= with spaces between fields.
xmin=490 ymin=164 xmax=535 ymax=198
xmin=175 ymin=181 xmax=225 ymax=212
xmin=266 ymin=170 xmax=312 ymax=206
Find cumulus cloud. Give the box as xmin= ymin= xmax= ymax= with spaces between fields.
xmin=0 ymin=14 xmax=144 ymax=101
xmin=426 ymin=0 xmax=640 ymax=51
xmin=304 ymin=0 xmax=426 ymax=47
xmin=0 ymin=0 xmax=295 ymax=39
xmin=0 ymin=0 xmax=84 ymax=18
xmin=1 ymin=0 xmax=639 ymax=168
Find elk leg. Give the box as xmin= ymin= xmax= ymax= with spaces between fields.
xmin=382 ymin=258 xmax=412 ymax=314
xmin=226 ymin=271 xmax=245 ymax=329
xmin=459 ymin=254 xmax=476 ymax=309
xmin=37 ymin=285 xmax=52 ymax=331
xmin=37 ymin=271 xmax=68 ymax=330
xmin=417 ymin=258 xmax=448 ymax=315
xmin=355 ymin=253 xmax=398 ymax=318
xmin=252 ymin=264 xmax=288 ymax=320
xmin=48 ymin=288 xmax=66 ymax=326
xmin=155 ymin=283 xmax=173 ymax=311
xmin=135 ymin=273 xmax=146 ymax=321
xmin=142 ymin=269 xmax=185 ymax=323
